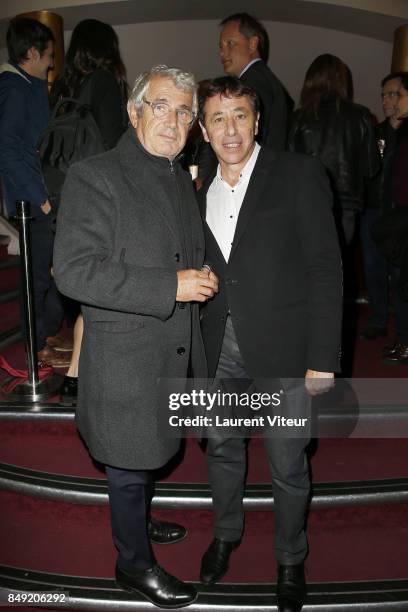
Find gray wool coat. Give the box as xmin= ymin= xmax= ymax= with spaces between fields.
xmin=53 ymin=128 xmax=207 ymax=470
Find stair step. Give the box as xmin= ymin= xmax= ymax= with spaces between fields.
xmin=1 ymin=419 xmax=407 ymax=483
xmin=1 ymin=494 xmax=407 ymax=582
xmin=0 ymin=289 xmax=19 ymax=304
xmin=0 ymin=292 xmax=20 ymax=337
xmin=1 ymin=567 xmax=408 ymax=610
xmin=0 ymin=266 xmax=20 ymax=293
xmin=1 ymin=399 xmax=407 ymax=424
xmin=1 ymin=462 xmax=407 ymax=508
xmin=0 ymin=328 xmax=23 ymax=353
xmin=0 ymin=255 xmax=20 ymax=271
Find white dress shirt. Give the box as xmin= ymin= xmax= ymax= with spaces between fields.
xmin=206 ymin=143 xmax=261 ymax=262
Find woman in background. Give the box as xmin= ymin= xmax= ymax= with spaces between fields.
xmin=288 ymin=53 xmax=378 ymax=249
xmin=288 ymin=54 xmax=379 ymax=375
xmin=51 ymin=19 xmax=128 ymax=405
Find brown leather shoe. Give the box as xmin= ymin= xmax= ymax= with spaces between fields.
xmin=38 ymin=346 xmax=71 ymax=368
xmin=46 ymin=334 xmax=73 ymax=352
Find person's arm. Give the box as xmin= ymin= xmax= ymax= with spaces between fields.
xmin=0 ymin=86 xmax=48 ymax=209
xmin=363 ymin=110 xmax=381 ymax=180
xmin=294 ymin=156 xmax=343 ymax=375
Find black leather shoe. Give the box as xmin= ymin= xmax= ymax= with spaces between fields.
xmin=360 ymin=326 xmax=387 ymax=340
xmin=59 ymin=375 xmax=78 ymax=406
xmin=148 ymin=518 xmax=187 ymax=544
xmin=200 ymin=538 xmax=240 ymax=585
xmin=277 ymin=563 xmax=306 ymax=612
xmin=383 ymin=342 xmax=408 ymax=364
xmin=115 ymin=563 xmax=197 ymax=608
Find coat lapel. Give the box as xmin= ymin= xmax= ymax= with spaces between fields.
xmin=197 ymin=170 xmax=226 ymax=267
xmin=229 ymin=148 xmax=274 ymax=262
xmin=118 ymin=130 xmax=181 ymax=245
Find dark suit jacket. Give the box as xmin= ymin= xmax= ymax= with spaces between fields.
xmin=54 ymin=128 xmax=206 ymax=470
xmin=240 ymin=60 xmax=293 ymax=151
xmin=198 ymin=147 xmax=343 ymax=379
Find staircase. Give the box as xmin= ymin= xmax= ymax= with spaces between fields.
xmin=0 ymin=247 xmax=407 ymax=610
xmin=0 ymin=244 xmax=22 ymax=352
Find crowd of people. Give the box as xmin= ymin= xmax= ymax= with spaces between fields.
xmin=0 ymin=11 xmax=407 ymax=612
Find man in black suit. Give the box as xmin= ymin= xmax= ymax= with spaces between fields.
xmin=219 ymin=12 xmax=292 ymax=150
xmin=197 ymin=77 xmax=342 ymax=612
xmin=360 ymin=72 xmax=402 ymax=341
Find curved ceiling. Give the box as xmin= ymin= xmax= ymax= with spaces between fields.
xmin=0 ymin=0 xmax=406 ymax=42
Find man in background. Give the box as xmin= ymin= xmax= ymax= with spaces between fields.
xmin=219 ymin=12 xmax=292 ymax=150
xmin=360 ymin=72 xmax=402 ymax=341
xmin=197 ymin=12 xmax=292 ymax=183
xmin=0 ymin=17 xmax=70 ymax=366
xmin=382 ymin=71 xmax=408 ymax=364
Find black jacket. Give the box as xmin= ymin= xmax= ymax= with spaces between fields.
xmin=0 ymin=61 xmax=50 ymax=216
xmin=52 ymin=68 xmax=127 ymax=149
xmin=241 ymin=60 xmax=293 ymax=151
xmin=365 ymin=120 xmax=397 ymax=211
xmin=288 ymin=96 xmax=379 ymax=211
xmin=198 ymin=147 xmax=343 ymax=379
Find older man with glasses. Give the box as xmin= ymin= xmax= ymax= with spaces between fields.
xmin=54 ymin=65 xmax=218 ymax=608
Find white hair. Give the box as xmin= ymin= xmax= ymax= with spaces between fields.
xmin=128 ymin=65 xmax=197 ymax=117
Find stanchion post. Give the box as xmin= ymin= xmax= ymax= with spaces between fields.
xmin=16 ymin=200 xmax=39 ymax=387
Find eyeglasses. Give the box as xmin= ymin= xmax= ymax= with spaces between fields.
xmin=143 ymin=98 xmax=195 ymax=125
xmin=381 ymin=91 xmax=399 ymax=100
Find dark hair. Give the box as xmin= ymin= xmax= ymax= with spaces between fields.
xmin=7 ymin=17 xmax=54 ymax=64
xmin=198 ymin=76 xmax=260 ymax=123
xmin=51 ymin=19 xmax=127 ymax=104
xmin=220 ymin=12 xmax=269 ymax=63
xmin=381 ymin=71 xmax=405 ymax=88
xmin=299 ymin=54 xmax=353 ymax=116
xmin=383 ymin=71 xmax=408 ymax=92
xmin=400 ymin=72 xmax=408 ymax=91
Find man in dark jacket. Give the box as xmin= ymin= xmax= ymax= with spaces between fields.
xmin=219 ymin=12 xmax=292 ymax=151
xmin=0 ymin=17 xmax=68 ymax=366
xmin=382 ymin=71 xmax=408 ymax=364
xmin=197 ymin=77 xmax=342 ymax=612
xmin=360 ymin=72 xmax=402 ymax=340
xmin=197 ymin=12 xmax=293 ymax=184
xmin=54 ymin=66 xmax=218 ymax=609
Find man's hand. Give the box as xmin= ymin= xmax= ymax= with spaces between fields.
xmin=176 ymin=269 xmax=219 ymax=302
xmin=305 ymin=369 xmax=334 ymax=396
xmin=41 ymin=200 xmax=52 ymax=215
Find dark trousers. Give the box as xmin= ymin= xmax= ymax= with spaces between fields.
xmin=105 ymin=465 xmax=155 ymax=573
xmin=360 ymin=208 xmax=389 ymax=329
xmin=390 ymin=265 xmax=408 ymax=342
xmin=29 ymin=217 xmax=64 ymax=350
xmin=207 ymin=316 xmax=311 ymax=565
